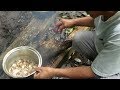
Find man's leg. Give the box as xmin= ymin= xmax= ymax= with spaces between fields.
xmin=72 ymin=30 xmax=98 ymax=61
xmin=72 ymin=30 xmax=120 ymax=79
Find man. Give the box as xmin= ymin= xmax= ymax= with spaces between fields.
xmin=34 ymin=11 xmax=120 ymax=79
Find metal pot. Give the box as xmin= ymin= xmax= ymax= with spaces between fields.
xmin=2 ymin=46 xmax=42 ymax=78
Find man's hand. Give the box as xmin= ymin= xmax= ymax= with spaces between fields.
xmin=56 ymin=19 xmax=75 ymax=33
xmin=34 ymin=67 xmax=55 ymax=79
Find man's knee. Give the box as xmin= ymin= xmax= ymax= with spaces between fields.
xmin=72 ymin=31 xmax=89 ymax=47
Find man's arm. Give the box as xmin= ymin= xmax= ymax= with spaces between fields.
xmin=53 ymin=66 xmax=96 ymax=79
xmin=34 ymin=66 xmax=96 ymax=79
xmin=56 ymin=16 xmax=95 ymax=32
xmin=71 ymin=16 xmax=95 ymax=27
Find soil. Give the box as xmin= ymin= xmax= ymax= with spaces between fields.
xmin=0 ymin=11 xmax=32 ymax=54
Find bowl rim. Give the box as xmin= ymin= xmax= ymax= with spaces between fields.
xmin=2 ymin=46 xmax=42 ymax=78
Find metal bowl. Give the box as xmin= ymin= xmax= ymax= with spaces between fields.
xmin=2 ymin=46 xmax=42 ymax=78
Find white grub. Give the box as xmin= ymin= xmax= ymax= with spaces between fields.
xmin=9 ymin=59 xmax=37 ymax=77
xmin=12 ymin=63 xmax=17 ymax=67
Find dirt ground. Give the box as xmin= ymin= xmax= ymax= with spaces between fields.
xmin=0 ymin=11 xmax=32 ymax=54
